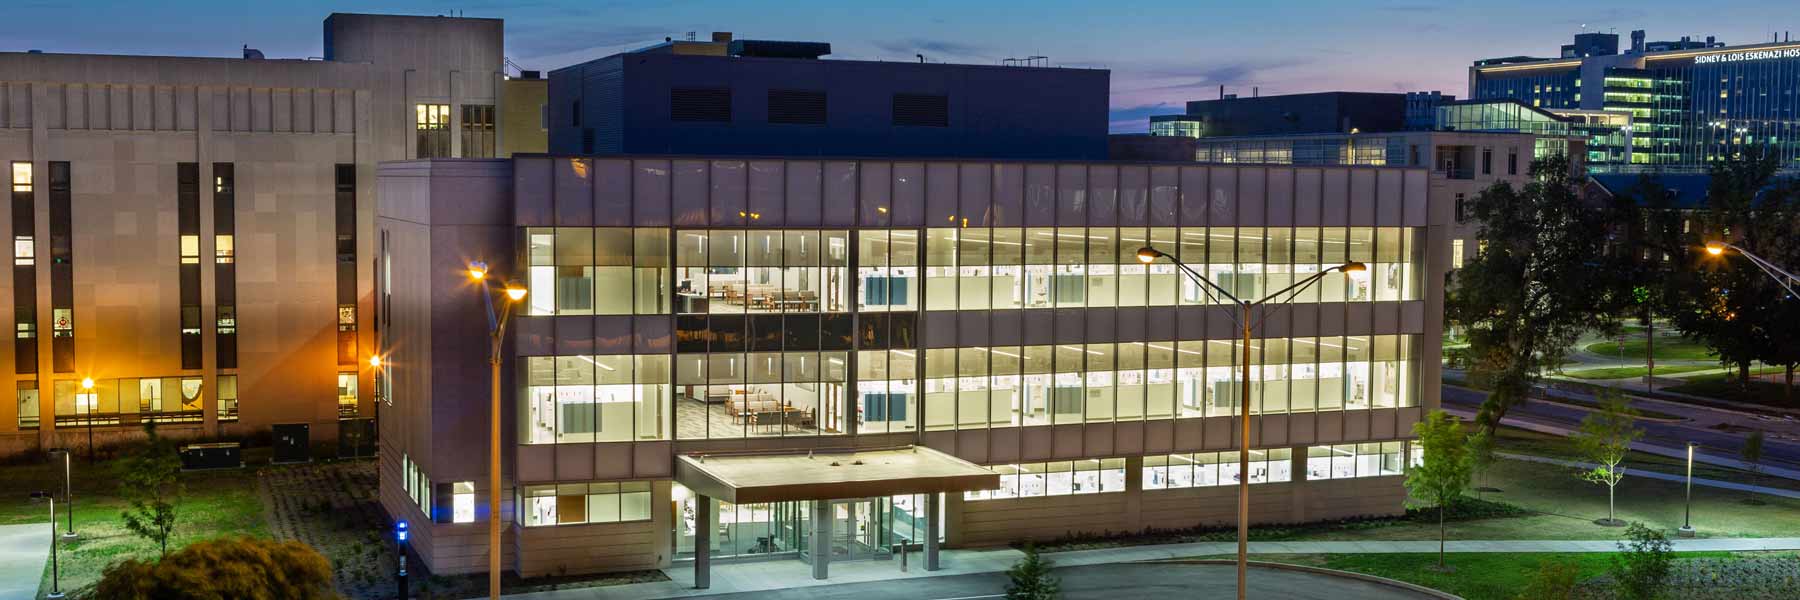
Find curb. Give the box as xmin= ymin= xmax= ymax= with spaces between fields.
xmin=1154 ymin=559 xmax=1462 ymax=599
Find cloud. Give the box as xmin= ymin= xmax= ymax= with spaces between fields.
xmin=1127 ymin=58 xmax=1308 ymax=92
xmin=871 ymin=38 xmax=994 ymax=60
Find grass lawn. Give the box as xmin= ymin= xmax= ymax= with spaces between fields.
xmin=2 ymin=450 xmax=270 ymax=597
xmin=1229 ymin=551 xmax=1764 ymax=600
xmin=1562 ymin=364 xmax=1718 ymax=380
xmin=1585 ymin=338 xmax=1718 ymax=361
xmin=1667 ymin=371 xmax=1798 ymax=408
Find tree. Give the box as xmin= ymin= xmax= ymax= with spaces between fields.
xmin=1608 ymin=522 xmax=1673 ymax=600
xmin=1447 ymin=155 xmax=1630 ymax=433
xmin=1005 ymin=543 xmax=1060 ymax=600
xmin=1574 ymin=391 xmax=1643 ymax=526
xmin=1404 ymin=410 xmax=1474 ymax=570
xmin=1661 ymin=150 xmax=1800 ymax=398
xmin=117 ymin=423 xmax=184 ymax=556
xmin=1468 ymin=426 xmax=1499 ymax=498
xmin=1742 ymin=431 xmax=1765 ymax=505
xmin=94 ymin=536 xmax=338 ymax=600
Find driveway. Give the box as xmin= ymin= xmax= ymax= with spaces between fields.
xmin=688 ymin=563 xmax=1440 ymax=600
xmin=0 ymin=523 xmax=49 ymax=600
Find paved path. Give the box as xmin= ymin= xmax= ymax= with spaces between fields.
xmin=1495 ymin=452 xmax=1800 ymax=499
xmin=0 ymin=523 xmax=49 ymax=600
xmin=505 ymin=536 xmax=1800 ymax=600
xmin=689 ymin=562 xmax=1442 ymax=600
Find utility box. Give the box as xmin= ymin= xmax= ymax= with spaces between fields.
xmin=272 ymin=423 xmax=311 ymax=464
xmin=179 ymin=442 xmax=242 ymax=471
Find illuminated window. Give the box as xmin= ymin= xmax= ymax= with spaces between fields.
xmin=13 ymin=237 xmax=32 ymax=266
xmin=452 ymin=481 xmax=476 ymax=523
xmin=217 ymin=375 xmax=239 ymax=422
xmin=1452 ymin=239 xmax=1465 ymax=269
xmin=337 ymin=372 xmax=358 ymax=417
xmin=521 ymin=481 xmax=652 ymax=526
xmin=215 ymin=235 xmax=234 ymax=263
xmin=180 ymin=235 xmax=200 ymax=264
xmin=9 ymin=162 xmax=28 ymax=192
xmin=414 ymin=104 xmax=452 ymax=158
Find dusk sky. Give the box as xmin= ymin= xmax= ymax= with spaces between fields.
xmin=7 ymin=0 xmax=1796 ymax=132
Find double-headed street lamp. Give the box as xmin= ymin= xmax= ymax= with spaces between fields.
xmin=1136 ymin=247 xmax=1364 ymax=600
xmin=30 ymin=490 xmax=64 ymax=599
xmin=467 ymin=261 xmax=527 ymax=600
xmin=1704 ymin=241 xmax=1799 ymax=298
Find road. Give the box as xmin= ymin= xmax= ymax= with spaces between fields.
xmin=687 ymin=563 xmax=1436 ymax=600
xmin=1442 ymin=385 xmax=1800 ymax=472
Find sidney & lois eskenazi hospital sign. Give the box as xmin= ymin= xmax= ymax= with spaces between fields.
xmin=1693 ymin=47 xmax=1800 ymax=65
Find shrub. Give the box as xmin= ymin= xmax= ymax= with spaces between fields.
xmin=1609 ymin=522 xmax=1672 ymax=600
xmin=93 ymin=536 xmax=338 ymax=600
xmin=1515 ymin=559 xmax=1579 ymax=600
xmin=1005 ymin=543 xmax=1059 ymax=600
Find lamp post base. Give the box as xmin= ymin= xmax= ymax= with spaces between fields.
xmin=47 ymin=592 xmax=65 ymax=599
xmin=60 ymin=531 xmax=77 ymax=541
xmin=1676 ymin=525 xmax=1695 ymax=538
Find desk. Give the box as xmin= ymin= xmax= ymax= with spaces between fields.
xmin=678 ymin=293 xmax=710 ymax=313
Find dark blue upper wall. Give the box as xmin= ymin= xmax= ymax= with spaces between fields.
xmin=549 ymin=53 xmax=1109 ymax=160
xmin=1178 ymin=92 xmax=1408 ymax=137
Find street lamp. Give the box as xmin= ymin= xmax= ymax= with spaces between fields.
xmin=1704 ymin=241 xmax=1799 ymax=298
xmin=467 ymin=260 xmax=526 ymax=600
xmin=30 ymin=491 xmax=63 ymax=599
xmin=79 ymin=378 xmax=95 ymax=464
xmin=1137 ymin=246 xmax=1364 ymax=600
xmin=1678 ymin=441 xmax=1698 ymax=538
xmin=48 ymin=449 xmax=75 ymax=539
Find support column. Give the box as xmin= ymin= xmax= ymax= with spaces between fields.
xmin=811 ymin=500 xmax=831 ymax=580
xmin=925 ymin=493 xmax=941 ymax=571
xmin=695 ymin=495 xmax=712 ymax=589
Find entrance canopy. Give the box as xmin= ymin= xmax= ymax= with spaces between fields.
xmin=675 ymin=446 xmax=999 ymax=504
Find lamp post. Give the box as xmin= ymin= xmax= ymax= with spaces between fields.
xmin=48 ymin=448 xmax=75 ymax=539
xmin=467 ymin=260 xmax=526 ymax=600
xmin=1704 ymin=241 xmax=1799 ymax=298
xmin=1137 ymin=247 xmax=1364 ymax=600
xmin=395 ymin=519 xmax=411 ymax=600
xmin=30 ymin=491 xmax=63 ymax=599
xmin=80 ymin=378 xmax=95 ymax=464
xmin=1678 ymin=441 xmax=1698 ymax=538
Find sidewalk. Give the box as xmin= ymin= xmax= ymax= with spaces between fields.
xmin=1496 ymin=452 xmax=1800 ymax=499
xmin=0 ymin=523 xmax=50 ymax=600
xmin=505 ymin=536 xmax=1800 ymax=600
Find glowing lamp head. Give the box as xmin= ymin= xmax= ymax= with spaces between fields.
xmin=467 ymin=261 xmax=489 ymax=281
xmin=505 ymin=286 xmax=528 ymax=302
xmin=80 ymin=377 xmax=94 ymax=390
xmin=1704 ymin=242 xmax=1725 ymax=256
xmin=1340 ymin=262 xmax=1368 ymax=273
xmin=368 ymin=355 xmax=383 ymax=369
xmin=1136 ymin=247 xmax=1164 ymax=264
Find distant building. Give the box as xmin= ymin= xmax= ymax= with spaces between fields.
xmin=548 ymin=33 xmax=1110 ymax=159
xmin=1470 ymin=29 xmax=1798 ymax=173
xmin=1149 ymin=91 xmax=1453 ymax=139
xmin=1107 ymin=134 xmax=1197 ymax=161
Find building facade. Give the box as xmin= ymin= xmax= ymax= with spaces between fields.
xmin=0 ymin=13 xmax=510 ymax=455
xmin=547 ymin=34 xmax=1110 ymax=160
xmin=377 ymin=155 xmax=1450 ymax=579
xmin=1149 ymin=92 xmax=1452 ymax=139
xmin=1471 ymin=31 xmax=1800 ymax=173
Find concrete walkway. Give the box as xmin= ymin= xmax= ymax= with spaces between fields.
xmin=505 ymin=536 xmax=1800 ymax=600
xmin=0 ymin=523 xmax=50 ymax=600
xmin=1496 ymin=452 xmax=1800 ymax=499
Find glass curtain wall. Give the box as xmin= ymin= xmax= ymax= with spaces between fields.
xmin=922 ymin=336 xmax=1415 ymax=431
xmin=521 ymin=355 xmax=672 ymax=444
xmin=674 ymin=351 xmax=850 ymax=439
xmin=923 ymin=227 xmax=1418 ymax=310
xmin=525 ymin=228 xmax=671 ymax=315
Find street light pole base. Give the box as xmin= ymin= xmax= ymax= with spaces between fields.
xmin=60 ymin=531 xmax=78 ymax=541
xmin=46 ymin=592 xmax=65 ymax=599
xmin=1676 ymin=526 xmax=1696 ymax=538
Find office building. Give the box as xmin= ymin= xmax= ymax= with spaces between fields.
xmin=0 ymin=13 xmax=526 ymax=456
xmin=1149 ymin=91 xmax=1453 ymax=139
xmin=548 ymin=33 xmax=1110 ymax=160
xmin=1470 ymin=30 xmax=1800 ymax=173
xmin=377 ymin=154 xmax=1449 ymax=579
